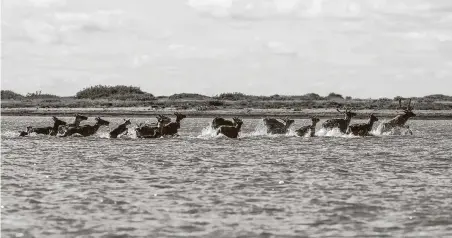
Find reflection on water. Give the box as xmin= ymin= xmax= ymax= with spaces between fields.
xmin=1 ymin=116 xmax=452 ymax=237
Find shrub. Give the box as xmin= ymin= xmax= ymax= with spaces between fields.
xmin=423 ymin=94 xmax=452 ymax=101
xmin=76 ymin=85 xmax=153 ymax=99
xmin=169 ymin=93 xmax=210 ymax=100
xmin=1 ymin=90 xmax=23 ymax=100
xmin=108 ymin=93 xmax=155 ymax=101
xmin=208 ymin=100 xmax=224 ymax=106
xmin=303 ymin=93 xmax=323 ymax=100
xmin=394 ymin=96 xmax=404 ymax=101
xmin=215 ymin=92 xmax=249 ymax=101
xmin=25 ymin=92 xmax=60 ymax=99
xmin=327 ymin=92 xmax=344 ymax=100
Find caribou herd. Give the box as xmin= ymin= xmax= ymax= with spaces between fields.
xmin=18 ymin=99 xmax=416 ymax=139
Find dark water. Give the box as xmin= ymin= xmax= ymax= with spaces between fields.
xmin=1 ymin=116 xmax=452 ymax=237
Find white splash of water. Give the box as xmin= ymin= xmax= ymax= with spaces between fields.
xmin=198 ymin=124 xmax=219 ymax=138
xmin=241 ymin=121 xmax=297 ymax=138
xmin=316 ymin=128 xmax=343 ymax=137
xmin=124 ymin=127 xmax=138 ymax=139
xmin=3 ymin=130 xmax=35 ymax=138
xmin=248 ymin=120 xmax=268 ymax=136
xmin=373 ymin=122 xmax=413 ymax=136
xmin=98 ymin=132 xmax=110 ymax=139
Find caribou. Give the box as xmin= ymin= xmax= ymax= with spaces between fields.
xmin=158 ymin=113 xmax=187 ymax=137
xmin=296 ymin=117 xmax=320 ymax=137
xmin=58 ymin=114 xmax=88 ymax=134
xmin=380 ymin=99 xmax=416 ymax=134
xmin=59 ymin=117 xmax=110 ymax=137
xmin=322 ymin=107 xmax=357 ymax=133
xmin=262 ymin=117 xmax=295 ymax=134
xmin=135 ymin=115 xmax=171 ymax=138
xmin=21 ymin=116 xmax=67 ymax=136
xmin=211 ymin=117 xmax=234 ymax=129
xmin=217 ymin=117 xmax=243 ymax=138
xmin=109 ymin=119 xmax=131 ymax=138
xmin=347 ymin=114 xmax=379 ymax=136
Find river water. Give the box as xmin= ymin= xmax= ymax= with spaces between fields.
xmin=1 ymin=116 xmax=451 ymax=237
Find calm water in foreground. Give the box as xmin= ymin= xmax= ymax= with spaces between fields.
xmin=1 ymin=116 xmax=452 ymax=237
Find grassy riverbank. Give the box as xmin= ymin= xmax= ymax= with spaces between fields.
xmin=2 ymin=107 xmax=452 ymax=120
xmin=2 ymin=87 xmax=452 ymax=119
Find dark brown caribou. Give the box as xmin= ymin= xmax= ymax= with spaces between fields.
xmin=217 ymin=117 xmax=243 ymax=138
xmin=295 ymin=117 xmax=320 ymax=137
xmin=60 ymin=117 xmax=110 ymax=137
xmin=135 ymin=115 xmax=171 ymax=138
xmin=211 ymin=117 xmax=234 ymax=129
xmin=380 ymin=99 xmax=416 ymax=134
xmin=21 ymin=116 xmax=67 ymax=136
xmin=262 ymin=117 xmax=295 ymax=134
xmin=57 ymin=114 xmax=88 ymax=134
xmin=109 ymin=119 xmax=131 ymax=138
xmin=347 ymin=114 xmax=379 ymax=136
xmin=158 ymin=113 xmax=187 ymax=137
xmin=18 ymin=128 xmax=31 ymax=137
xmin=69 ymin=114 xmax=88 ymax=127
xmin=322 ymin=108 xmax=357 ymax=133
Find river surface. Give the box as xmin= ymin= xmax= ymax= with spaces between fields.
xmin=1 ymin=116 xmax=451 ymax=237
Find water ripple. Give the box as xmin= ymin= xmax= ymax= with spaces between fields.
xmin=1 ymin=116 xmax=452 ymax=237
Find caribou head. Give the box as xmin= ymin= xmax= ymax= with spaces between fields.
xmin=336 ymin=107 xmax=357 ymax=119
xmin=398 ymin=99 xmax=416 ymax=118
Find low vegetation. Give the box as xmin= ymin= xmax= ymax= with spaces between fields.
xmin=76 ymin=85 xmax=154 ymax=100
xmin=1 ymin=90 xmax=59 ymax=100
xmin=1 ymin=87 xmax=452 ymax=110
xmin=1 ymin=90 xmax=24 ymax=100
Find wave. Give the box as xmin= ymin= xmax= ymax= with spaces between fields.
xmin=241 ymin=121 xmax=298 ymax=138
xmin=373 ymin=122 xmax=413 ymax=136
xmin=315 ymin=128 xmax=357 ymax=138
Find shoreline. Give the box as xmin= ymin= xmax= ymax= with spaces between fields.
xmin=2 ymin=107 xmax=452 ymax=120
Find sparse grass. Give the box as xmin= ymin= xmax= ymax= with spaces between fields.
xmin=2 ymin=88 xmax=452 ymax=111
xmin=2 ymin=98 xmax=452 ymax=111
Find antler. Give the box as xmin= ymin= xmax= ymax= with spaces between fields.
xmin=336 ymin=108 xmax=344 ymax=113
xmin=403 ymin=99 xmax=414 ymax=112
xmin=279 ymin=117 xmax=289 ymax=122
xmin=407 ymin=99 xmax=412 ymax=110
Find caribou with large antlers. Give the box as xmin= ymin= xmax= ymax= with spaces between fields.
xmin=322 ymin=107 xmax=357 ymax=133
xmin=380 ymin=99 xmax=416 ymax=134
xmin=262 ymin=117 xmax=295 ymax=134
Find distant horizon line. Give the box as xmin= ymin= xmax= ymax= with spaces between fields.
xmin=1 ymin=88 xmax=451 ymax=100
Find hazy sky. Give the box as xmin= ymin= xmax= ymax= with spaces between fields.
xmin=2 ymin=0 xmax=452 ymax=98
